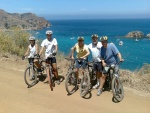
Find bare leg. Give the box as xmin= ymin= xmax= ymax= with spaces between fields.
xmin=99 ymin=74 xmax=106 ymax=89
xmin=52 ymin=63 xmax=58 ymax=79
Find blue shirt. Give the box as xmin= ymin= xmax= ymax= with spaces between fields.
xmin=101 ymin=43 xmax=119 ymax=65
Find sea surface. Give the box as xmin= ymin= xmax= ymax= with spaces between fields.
xmin=33 ymin=19 xmax=150 ymax=71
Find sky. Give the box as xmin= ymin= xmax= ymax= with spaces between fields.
xmin=0 ymin=0 xmax=150 ymax=19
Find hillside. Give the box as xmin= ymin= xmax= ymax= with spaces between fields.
xmin=0 ymin=9 xmax=50 ymax=30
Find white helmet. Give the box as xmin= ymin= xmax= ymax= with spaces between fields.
xmin=29 ymin=36 xmax=35 ymax=41
xmin=46 ymin=30 xmax=53 ymax=35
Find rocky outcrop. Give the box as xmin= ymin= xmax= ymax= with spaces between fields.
xmin=0 ymin=9 xmax=50 ymax=30
xmin=146 ymin=33 xmax=150 ymax=38
xmin=125 ymin=31 xmax=144 ymax=38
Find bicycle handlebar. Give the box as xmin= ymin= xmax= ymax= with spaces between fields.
xmin=65 ymin=57 xmax=87 ymax=61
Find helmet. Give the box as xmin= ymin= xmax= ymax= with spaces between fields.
xmin=100 ymin=36 xmax=108 ymax=41
xmin=91 ymin=34 xmax=99 ymax=39
xmin=78 ymin=36 xmax=84 ymax=41
xmin=29 ymin=36 xmax=35 ymax=41
xmin=46 ymin=30 xmax=53 ymax=35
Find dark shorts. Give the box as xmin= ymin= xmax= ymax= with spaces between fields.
xmin=46 ymin=57 xmax=56 ymax=64
xmin=28 ymin=58 xmax=34 ymax=64
xmin=75 ymin=60 xmax=88 ymax=69
xmin=93 ymin=62 xmax=103 ymax=72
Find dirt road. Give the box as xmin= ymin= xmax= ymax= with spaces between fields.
xmin=0 ymin=61 xmax=150 ymax=113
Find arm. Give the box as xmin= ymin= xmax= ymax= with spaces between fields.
xmin=35 ymin=44 xmax=39 ymax=54
xmin=80 ymin=48 xmax=90 ymax=59
xmin=24 ymin=45 xmax=30 ymax=56
xmin=117 ymin=52 xmax=124 ymax=62
xmin=101 ymin=59 xmax=106 ymax=67
xmin=39 ymin=46 xmax=44 ymax=56
xmin=54 ymin=44 xmax=58 ymax=53
xmin=71 ymin=46 xmax=75 ymax=59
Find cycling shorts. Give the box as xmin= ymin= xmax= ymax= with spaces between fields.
xmin=46 ymin=57 xmax=56 ymax=64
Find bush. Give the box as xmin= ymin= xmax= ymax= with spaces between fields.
xmin=0 ymin=29 xmax=30 ymax=56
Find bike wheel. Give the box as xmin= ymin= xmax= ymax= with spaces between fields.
xmin=80 ymin=70 xmax=90 ymax=98
xmin=49 ymin=69 xmax=55 ymax=91
xmin=24 ymin=66 xmax=37 ymax=87
xmin=111 ymin=76 xmax=124 ymax=102
xmin=65 ymin=71 xmax=78 ymax=95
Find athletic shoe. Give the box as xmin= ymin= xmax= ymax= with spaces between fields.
xmin=97 ymin=88 xmax=102 ymax=96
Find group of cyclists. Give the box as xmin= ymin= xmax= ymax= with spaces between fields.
xmin=23 ymin=30 xmax=124 ymax=96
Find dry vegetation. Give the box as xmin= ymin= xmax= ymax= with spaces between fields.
xmin=0 ymin=28 xmax=30 ymax=56
xmin=120 ymin=64 xmax=150 ymax=93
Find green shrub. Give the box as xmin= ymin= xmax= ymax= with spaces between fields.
xmin=0 ymin=29 xmax=30 ymax=56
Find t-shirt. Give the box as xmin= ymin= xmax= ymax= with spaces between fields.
xmin=73 ymin=43 xmax=89 ymax=59
xmin=101 ymin=43 xmax=119 ymax=65
xmin=28 ymin=44 xmax=36 ymax=58
xmin=88 ymin=42 xmax=102 ymax=62
xmin=41 ymin=38 xmax=58 ymax=58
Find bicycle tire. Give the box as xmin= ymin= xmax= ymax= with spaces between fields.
xmin=24 ymin=66 xmax=37 ymax=87
xmin=111 ymin=76 xmax=124 ymax=102
xmin=80 ymin=70 xmax=90 ymax=98
xmin=65 ymin=71 xmax=78 ymax=95
xmin=48 ymin=67 xmax=54 ymax=91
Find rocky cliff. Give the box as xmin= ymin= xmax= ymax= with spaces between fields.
xmin=0 ymin=9 xmax=50 ymax=30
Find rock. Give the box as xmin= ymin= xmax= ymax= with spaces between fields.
xmin=0 ymin=9 xmax=50 ymax=30
xmin=125 ymin=31 xmax=144 ymax=38
xmin=146 ymin=33 xmax=150 ymax=38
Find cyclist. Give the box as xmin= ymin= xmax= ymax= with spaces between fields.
xmin=71 ymin=36 xmax=90 ymax=83
xmin=88 ymin=34 xmax=102 ymax=89
xmin=97 ymin=36 xmax=124 ymax=96
xmin=22 ymin=36 xmax=41 ymax=71
xmin=39 ymin=30 xmax=60 ymax=87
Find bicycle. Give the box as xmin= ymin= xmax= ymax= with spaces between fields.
xmin=43 ymin=55 xmax=57 ymax=91
xmin=65 ymin=58 xmax=90 ymax=97
xmin=24 ymin=55 xmax=44 ymax=87
xmin=103 ymin=62 xmax=124 ymax=102
xmin=88 ymin=62 xmax=97 ymax=89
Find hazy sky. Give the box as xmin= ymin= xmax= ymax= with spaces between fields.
xmin=0 ymin=0 xmax=149 ymax=19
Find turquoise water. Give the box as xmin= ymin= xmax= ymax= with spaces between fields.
xmin=33 ymin=19 xmax=150 ymax=71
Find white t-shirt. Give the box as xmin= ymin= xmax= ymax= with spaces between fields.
xmin=41 ymin=38 xmax=58 ymax=58
xmin=88 ymin=42 xmax=102 ymax=62
xmin=28 ymin=44 xmax=36 ymax=58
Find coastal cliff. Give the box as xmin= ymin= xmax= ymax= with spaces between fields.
xmin=0 ymin=9 xmax=50 ymax=30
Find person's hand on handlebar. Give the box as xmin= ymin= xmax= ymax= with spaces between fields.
xmin=120 ymin=59 xmax=124 ymax=62
xmin=22 ymin=55 xmax=25 ymax=60
xmin=35 ymin=54 xmax=40 ymax=58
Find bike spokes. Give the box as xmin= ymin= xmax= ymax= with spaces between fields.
xmin=24 ymin=67 xmax=37 ymax=87
xmin=65 ymin=72 xmax=78 ymax=95
xmin=80 ymin=73 xmax=90 ymax=98
xmin=112 ymin=77 xmax=124 ymax=102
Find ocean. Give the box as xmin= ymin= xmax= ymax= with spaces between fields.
xmin=33 ymin=19 xmax=150 ymax=71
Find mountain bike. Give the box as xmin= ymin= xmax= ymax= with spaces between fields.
xmin=65 ymin=58 xmax=90 ymax=97
xmin=24 ymin=56 xmax=44 ymax=87
xmin=88 ymin=62 xmax=97 ymax=89
xmin=43 ymin=55 xmax=57 ymax=91
xmin=103 ymin=62 xmax=124 ymax=102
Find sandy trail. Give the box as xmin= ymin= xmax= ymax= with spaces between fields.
xmin=0 ymin=62 xmax=150 ymax=113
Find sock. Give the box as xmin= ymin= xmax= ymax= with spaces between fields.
xmin=97 ymin=79 xmax=100 ymax=85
